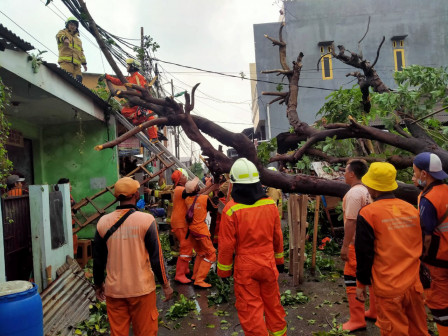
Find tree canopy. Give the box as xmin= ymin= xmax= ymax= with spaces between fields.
xmin=58 ymin=0 xmax=448 ymax=204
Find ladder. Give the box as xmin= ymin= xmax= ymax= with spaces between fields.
xmin=72 ymin=153 xmax=174 ymax=233
xmin=112 ymin=110 xmax=204 ymax=187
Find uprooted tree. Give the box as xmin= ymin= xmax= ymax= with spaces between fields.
xmin=60 ymin=0 xmax=448 ymax=204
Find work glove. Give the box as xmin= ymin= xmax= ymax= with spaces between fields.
xmin=276 ymin=264 xmax=285 ymax=273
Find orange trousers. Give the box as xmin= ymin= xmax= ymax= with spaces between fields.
xmin=233 ymin=264 xmax=286 ymax=336
xmin=121 ymin=107 xmax=158 ymax=139
xmin=375 ymin=281 xmax=429 ymax=336
xmin=106 ymin=291 xmax=159 ymax=336
xmin=172 ymin=228 xmax=193 ymax=261
xmin=425 ymin=264 xmax=448 ymax=332
xmin=190 ymin=235 xmax=216 ymax=263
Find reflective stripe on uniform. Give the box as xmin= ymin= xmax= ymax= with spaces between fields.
xmin=274 ymin=252 xmax=283 ymax=259
xmin=344 ymin=275 xmax=357 ymax=287
xmin=436 ymin=223 xmax=448 ymax=233
xmin=217 ymin=262 xmax=233 ymax=271
xmin=203 ymin=257 xmax=215 ymax=264
xmin=226 ymin=199 xmax=276 ymax=216
xmin=58 ymin=56 xmax=81 ymax=65
xmin=268 ymin=325 xmax=287 ymax=336
xmin=180 ymin=255 xmax=192 ymax=258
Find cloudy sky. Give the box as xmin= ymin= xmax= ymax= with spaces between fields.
xmin=1 ymin=0 xmax=282 ymax=158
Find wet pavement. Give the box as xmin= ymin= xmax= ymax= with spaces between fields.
xmin=148 ymin=265 xmax=381 ymax=336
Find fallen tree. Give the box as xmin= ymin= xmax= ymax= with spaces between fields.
xmin=59 ymin=0 xmax=448 ymax=204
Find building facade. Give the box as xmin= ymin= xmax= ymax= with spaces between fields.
xmin=252 ymin=0 xmax=448 ymax=140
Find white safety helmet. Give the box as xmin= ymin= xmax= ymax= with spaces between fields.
xmin=230 ymin=158 xmax=260 ymax=184
xmin=177 ymin=168 xmax=189 ymax=178
xmin=268 ymin=167 xmax=277 ymax=171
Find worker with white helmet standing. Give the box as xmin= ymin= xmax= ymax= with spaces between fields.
xmin=218 ymin=158 xmax=287 ymax=336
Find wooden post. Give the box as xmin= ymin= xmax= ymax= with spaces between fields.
xmin=291 ymin=195 xmax=300 ymax=286
xmin=298 ymin=195 xmax=308 ymax=284
xmin=311 ymin=196 xmax=321 ymax=276
xmin=288 ymin=194 xmax=293 ymax=275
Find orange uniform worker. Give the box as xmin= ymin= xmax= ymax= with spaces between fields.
xmin=183 ymin=177 xmax=217 ymax=288
xmin=218 ymin=158 xmax=287 ymax=336
xmin=93 ymin=177 xmax=173 ymax=336
xmin=6 ymin=174 xmax=25 ymax=197
xmin=105 ymin=59 xmax=158 ymax=141
xmin=170 ymin=169 xmax=194 ymax=284
xmin=340 ymin=160 xmax=376 ymax=332
xmin=355 ymin=163 xmax=429 ymax=336
xmin=413 ymin=152 xmax=448 ymax=336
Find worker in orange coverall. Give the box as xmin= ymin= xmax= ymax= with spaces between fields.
xmin=413 ymin=152 xmax=448 ymax=336
xmin=218 ymin=158 xmax=287 ymax=336
xmin=104 ymin=58 xmax=158 ymax=141
xmin=355 ymin=162 xmax=429 ymax=336
xmin=170 ymin=169 xmax=194 ymax=284
xmin=183 ymin=177 xmax=217 ymax=288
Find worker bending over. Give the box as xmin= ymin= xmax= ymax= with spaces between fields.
xmin=183 ymin=177 xmax=217 ymax=288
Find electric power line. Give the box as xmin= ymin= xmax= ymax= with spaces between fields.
xmin=0 ymin=9 xmax=59 ymax=57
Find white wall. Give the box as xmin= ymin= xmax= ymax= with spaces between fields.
xmin=29 ymin=184 xmax=73 ymax=292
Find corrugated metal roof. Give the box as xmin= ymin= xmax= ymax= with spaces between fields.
xmin=41 ymin=256 xmax=95 ymax=336
xmin=0 ymin=23 xmax=35 ymax=52
xmin=43 ymin=62 xmax=110 ymax=110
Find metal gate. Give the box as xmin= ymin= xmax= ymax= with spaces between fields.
xmin=1 ymin=195 xmax=33 ymax=281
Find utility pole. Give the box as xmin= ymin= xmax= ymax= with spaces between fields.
xmin=140 ymin=27 xmax=146 ymax=75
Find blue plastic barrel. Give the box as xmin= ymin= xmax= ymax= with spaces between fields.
xmin=0 ymin=281 xmax=43 ymax=336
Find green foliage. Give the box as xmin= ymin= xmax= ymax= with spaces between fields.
xmin=372 ymin=65 xmax=448 ymax=131
xmin=159 ymin=232 xmax=172 ymax=259
xmin=133 ymin=35 xmax=160 ymax=72
xmin=27 ymin=50 xmax=47 ymax=73
xmin=206 ymin=271 xmax=233 ymax=306
xmin=189 ymin=162 xmax=204 ymax=179
xmin=0 ymin=77 xmax=12 ymax=188
xmin=318 ymin=86 xmax=364 ymax=124
xmin=312 ymin=316 xmax=354 ymax=336
xmin=257 ymin=138 xmax=277 ymax=165
xmin=92 ymin=81 xmax=123 ymax=112
xmin=295 ymin=153 xmax=312 ymax=174
xmin=280 ymin=289 xmax=309 ymax=306
xmin=165 ymin=294 xmax=196 ymax=320
xmin=74 ymin=302 xmax=109 ymax=335
xmin=276 ymin=83 xmax=284 ymax=92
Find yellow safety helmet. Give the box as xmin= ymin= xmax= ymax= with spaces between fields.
xmin=230 ymin=158 xmax=260 ymax=184
xmin=125 ymin=58 xmax=141 ymax=70
xmin=177 ymin=168 xmax=189 ymax=178
xmin=65 ymin=16 xmax=79 ymax=28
